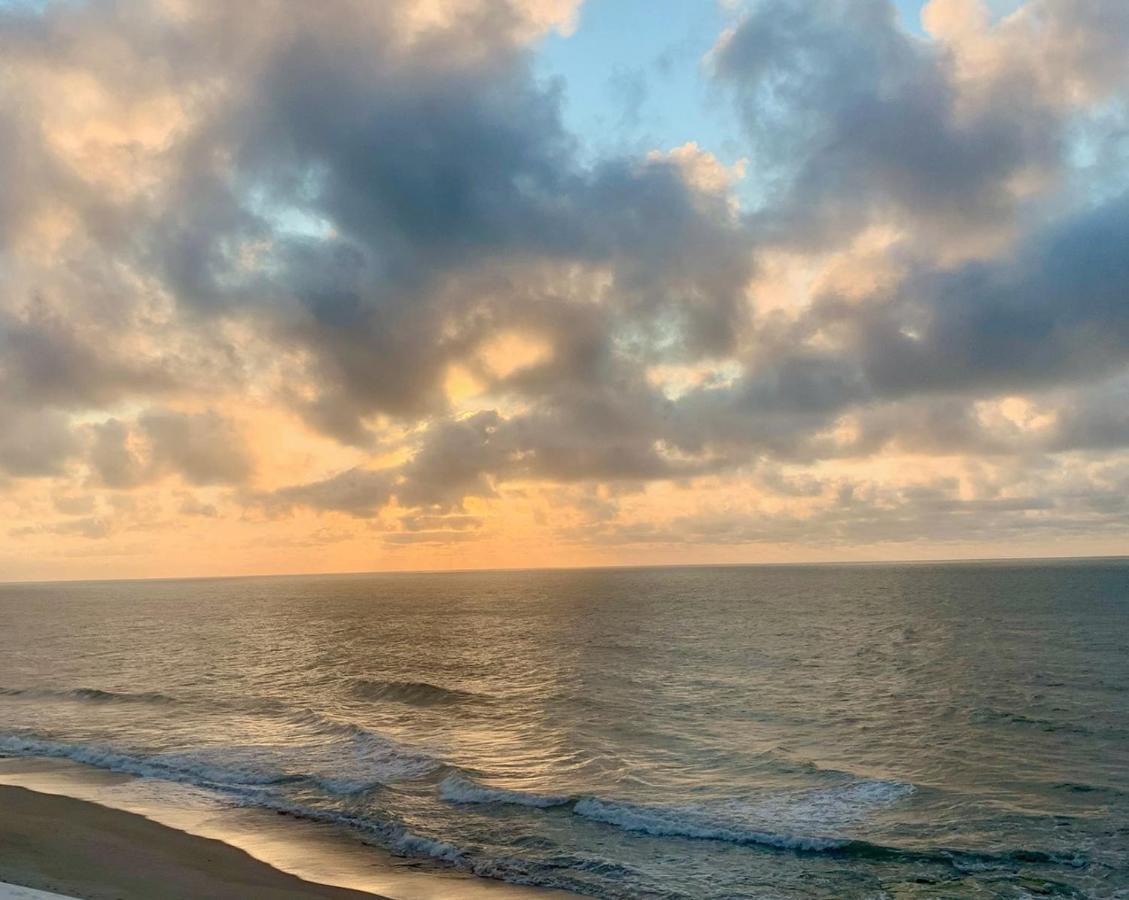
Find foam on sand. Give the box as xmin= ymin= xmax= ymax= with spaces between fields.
xmin=0 ymin=885 xmax=79 ymax=900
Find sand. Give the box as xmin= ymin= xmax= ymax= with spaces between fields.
xmin=0 ymin=884 xmax=78 ymax=900
xmin=0 ymin=785 xmax=388 ymax=900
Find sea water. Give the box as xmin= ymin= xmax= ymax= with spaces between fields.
xmin=1 ymin=560 xmax=1127 ymax=898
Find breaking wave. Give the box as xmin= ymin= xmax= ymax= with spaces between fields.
xmin=438 ymin=773 xmax=921 ymax=853
xmin=569 ymin=780 xmax=916 ymax=851
xmin=439 ymin=773 xmax=572 ymax=808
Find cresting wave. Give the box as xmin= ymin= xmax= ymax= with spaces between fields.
xmin=348 ymin=679 xmax=488 ymax=706
xmin=439 ymin=773 xmax=572 ymax=807
xmin=439 ymin=773 xmax=922 ymax=852
xmin=543 ymin=793 xmax=1087 ymax=872
xmin=0 ymin=686 xmax=178 ymax=705
xmin=282 ymin=708 xmax=440 ymax=782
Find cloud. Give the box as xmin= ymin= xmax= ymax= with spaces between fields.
xmin=86 ymin=410 xmax=252 ymax=488
xmin=2 ymin=0 xmax=1129 ymax=563
xmin=399 ymin=514 xmax=482 ymax=531
xmin=258 ymin=467 xmax=396 ymax=518
xmin=87 ymin=419 xmax=148 ymax=489
xmin=384 ymin=529 xmax=484 ymax=545
xmin=712 ymin=0 xmax=1129 ymax=255
xmin=0 ymin=402 xmax=77 ymax=476
xmin=699 ymin=186 xmax=1129 ymax=443
xmin=567 ymin=464 xmax=1129 ymax=551
xmin=11 ymin=516 xmax=112 ymax=540
xmin=0 ymin=303 xmax=176 ymax=411
xmin=140 ymin=410 xmax=253 ymax=486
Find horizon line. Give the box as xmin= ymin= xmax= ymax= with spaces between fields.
xmin=3 ymin=552 xmax=1127 ymax=588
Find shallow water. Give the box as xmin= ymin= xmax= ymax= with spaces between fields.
xmin=1 ymin=560 xmax=1127 ymax=898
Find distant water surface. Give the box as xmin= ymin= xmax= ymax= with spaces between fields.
xmin=1 ymin=560 xmax=1127 ymax=898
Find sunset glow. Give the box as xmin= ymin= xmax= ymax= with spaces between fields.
xmin=3 ymin=0 xmax=1129 ymax=581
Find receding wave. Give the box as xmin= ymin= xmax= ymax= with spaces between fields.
xmin=349 ymin=679 xmax=486 ymax=706
xmin=0 ymin=686 xmax=178 ymax=705
xmin=439 ymin=773 xmax=572 ymax=808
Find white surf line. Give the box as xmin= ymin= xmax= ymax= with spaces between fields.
xmin=0 ymin=885 xmax=78 ymax=900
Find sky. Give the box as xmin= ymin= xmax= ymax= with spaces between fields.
xmin=2 ymin=0 xmax=1129 ymax=581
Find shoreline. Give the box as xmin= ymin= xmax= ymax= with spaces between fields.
xmin=0 ymin=758 xmax=573 ymax=900
xmin=0 ymin=784 xmax=384 ymax=900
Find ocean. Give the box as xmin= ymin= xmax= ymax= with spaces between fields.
xmin=1 ymin=560 xmax=1127 ymax=899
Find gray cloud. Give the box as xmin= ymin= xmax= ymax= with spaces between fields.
xmin=87 ymin=419 xmax=148 ymax=489
xmin=258 ymin=467 xmax=396 ymax=518
xmin=569 ymin=472 xmax=1129 ymax=550
xmin=713 ymin=0 xmax=1063 ymax=247
xmin=0 ymin=304 xmax=175 ymax=411
xmin=11 ymin=516 xmax=112 ymax=540
xmin=2 ymin=0 xmax=1129 ymax=553
xmin=0 ymin=403 xmax=77 ymax=477
xmin=139 ymin=410 xmax=253 ymax=486
xmin=86 ymin=411 xmax=252 ymax=488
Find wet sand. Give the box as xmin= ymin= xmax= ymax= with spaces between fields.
xmin=0 ymin=784 xmax=387 ymax=899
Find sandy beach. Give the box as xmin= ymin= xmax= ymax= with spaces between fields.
xmin=0 ymin=785 xmax=386 ymax=900
xmin=0 ymin=758 xmax=571 ymax=900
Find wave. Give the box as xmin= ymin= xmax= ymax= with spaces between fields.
xmin=570 ymin=794 xmax=1086 ymax=873
xmin=0 ymin=686 xmax=178 ymax=705
xmin=236 ymin=781 xmax=1087 ymax=896
xmin=283 ymin=709 xmax=440 ymax=783
xmin=0 ymin=713 xmax=440 ymax=797
xmin=0 ymin=734 xmax=297 ymax=790
xmin=439 ymin=774 xmax=572 ymax=808
xmin=749 ymin=779 xmax=917 ymax=829
xmin=572 ymin=796 xmax=849 ymax=851
xmin=967 ymin=706 xmax=1103 ymax=736
xmin=264 ymin=799 xmax=656 ymax=898
xmin=0 ymin=733 xmax=1086 ymax=899
xmin=349 ymin=679 xmax=486 ymax=707
xmin=388 ymin=830 xmax=466 ymax=863
xmin=571 ymin=780 xmax=916 ymax=851
xmin=439 ymin=774 xmax=920 ymax=853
